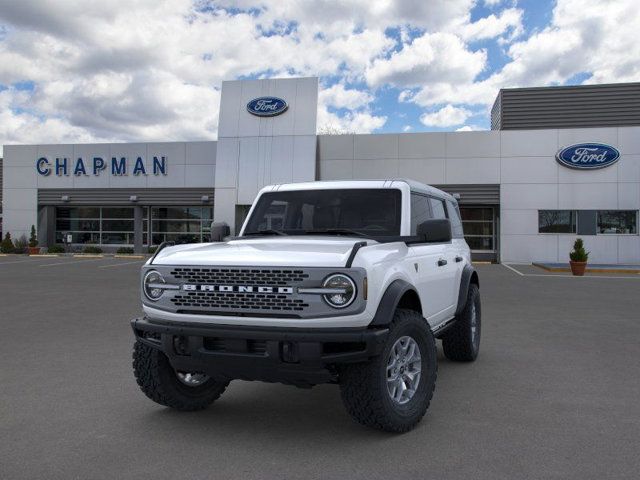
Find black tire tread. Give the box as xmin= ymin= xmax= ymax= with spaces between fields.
xmin=133 ymin=340 xmax=228 ymax=411
xmin=442 ymin=283 xmax=480 ymax=362
xmin=338 ymin=309 xmax=437 ymax=433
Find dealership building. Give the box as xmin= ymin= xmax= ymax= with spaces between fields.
xmin=1 ymin=78 xmax=639 ymax=263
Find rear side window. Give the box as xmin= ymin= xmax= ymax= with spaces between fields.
xmin=446 ymin=200 xmax=464 ymax=238
xmin=410 ymin=193 xmax=432 ymax=234
xmin=429 ymin=198 xmax=447 ymax=219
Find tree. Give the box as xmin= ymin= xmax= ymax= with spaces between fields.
xmin=1 ymin=232 xmax=15 ymax=253
xmin=29 ymin=225 xmax=38 ymax=248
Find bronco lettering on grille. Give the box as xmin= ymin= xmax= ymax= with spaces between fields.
xmin=182 ymin=284 xmax=294 ymax=294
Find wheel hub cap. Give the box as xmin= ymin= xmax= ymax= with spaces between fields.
xmin=386 ymin=336 xmax=422 ymax=405
xmin=176 ymin=371 xmax=209 ymax=387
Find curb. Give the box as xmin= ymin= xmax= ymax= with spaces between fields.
xmin=533 ymin=263 xmax=640 ymax=275
xmin=114 ymin=255 xmax=145 ymax=259
xmin=72 ymin=254 xmax=104 ymax=258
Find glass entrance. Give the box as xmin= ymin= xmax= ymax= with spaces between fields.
xmin=459 ymin=206 xmax=497 ymax=261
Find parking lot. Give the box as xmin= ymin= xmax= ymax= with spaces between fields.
xmin=1 ymin=256 xmax=639 ymax=480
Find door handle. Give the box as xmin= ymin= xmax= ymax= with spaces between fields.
xmin=455 ymin=256 xmax=463 ymax=263
xmin=437 ymin=259 xmax=447 ymax=267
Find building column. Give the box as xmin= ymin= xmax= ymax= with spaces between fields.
xmin=37 ymin=206 xmax=56 ymax=248
xmin=133 ymin=206 xmax=144 ymax=253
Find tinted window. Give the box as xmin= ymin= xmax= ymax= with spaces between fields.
xmin=429 ymin=198 xmax=447 ymax=219
xmin=539 ymin=210 xmax=576 ymax=233
xmin=410 ymin=193 xmax=431 ymax=235
xmin=597 ymin=210 xmax=637 ymax=234
xmin=244 ymin=189 xmax=402 ymax=237
xmin=446 ymin=200 xmax=464 ymax=238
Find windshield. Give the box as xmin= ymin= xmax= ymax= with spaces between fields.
xmin=243 ymin=189 xmax=402 ymax=238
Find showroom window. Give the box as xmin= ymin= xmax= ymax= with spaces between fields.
xmin=460 ymin=207 xmax=495 ymax=251
xmin=597 ymin=211 xmax=638 ymax=234
xmin=56 ymin=207 xmax=144 ymax=244
xmin=538 ymin=210 xmax=577 ymax=234
xmin=150 ymin=206 xmax=213 ymax=245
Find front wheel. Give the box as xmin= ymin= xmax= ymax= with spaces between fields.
xmin=132 ymin=340 xmax=229 ymax=411
xmin=338 ymin=309 xmax=437 ymax=433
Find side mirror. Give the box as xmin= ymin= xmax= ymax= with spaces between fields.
xmin=416 ymin=219 xmax=452 ymax=243
xmin=210 ymin=222 xmax=231 ymax=242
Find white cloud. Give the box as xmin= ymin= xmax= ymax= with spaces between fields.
xmin=455 ymin=125 xmax=483 ymax=131
xmin=402 ymin=125 xmax=412 ymax=132
xmin=319 ymin=83 xmax=373 ymax=110
xmin=420 ymin=105 xmax=472 ymax=127
xmin=458 ymin=8 xmax=523 ymax=41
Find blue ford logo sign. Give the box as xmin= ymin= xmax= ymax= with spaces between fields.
xmin=556 ymin=143 xmax=620 ymax=170
xmin=247 ymin=97 xmax=288 ymax=117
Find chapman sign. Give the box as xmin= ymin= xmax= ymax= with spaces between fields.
xmin=36 ymin=156 xmax=168 ymax=177
xmin=556 ymin=143 xmax=620 ymax=170
xmin=246 ymin=97 xmax=288 ymax=117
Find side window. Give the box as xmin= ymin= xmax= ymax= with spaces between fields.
xmin=410 ymin=193 xmax=431 ymax=234
xmin=429 ymin=197 xmax=447 ymax=220
xmin=446 ymin=200 xmax=464 ymax=238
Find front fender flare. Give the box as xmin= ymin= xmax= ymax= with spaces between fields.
xmin=455 ymin=264 xmax=479 ymax=316
xmin=370 ymin=279 xmax=418 ymax=327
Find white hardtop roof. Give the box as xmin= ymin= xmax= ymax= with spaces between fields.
xmin=263 ymin=179 xmax=454 ymax=201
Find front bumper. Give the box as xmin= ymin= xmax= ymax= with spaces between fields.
xmin=131 ymin=317 xmax=389 ymax=387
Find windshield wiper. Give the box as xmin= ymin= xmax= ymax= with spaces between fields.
xmin=304 ymin=228 xmax=371 ymax=238
xmin=243 ymin=229 xmax=287 ymax=237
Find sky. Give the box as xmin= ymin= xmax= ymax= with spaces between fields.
xmin=0 ymin=0 xmax=639 ymax=156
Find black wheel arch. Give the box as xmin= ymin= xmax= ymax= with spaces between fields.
xmin=370 ymin=279 xmax=422 ymax=327
xmin=455 ymin=264 xmax=479 ymax=316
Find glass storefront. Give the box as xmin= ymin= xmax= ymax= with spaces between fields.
xmin=55 ymin=206 xmax=213 ymax=246
xmin=459 ymin=207 xmax=496 ymax=252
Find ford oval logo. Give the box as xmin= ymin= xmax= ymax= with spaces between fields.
xmin=556 ymin=143 xmax=620 ymax=170
xmin=247 ymin=97 xmax=288 ymax=117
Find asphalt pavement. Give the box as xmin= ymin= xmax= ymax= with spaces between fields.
xmin=1 ymin=256 xmax=639 ymax=479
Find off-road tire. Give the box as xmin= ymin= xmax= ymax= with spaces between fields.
xmin=338 ymin=309 xmax=437 ymax=433
xmin=442 ymin=283 xmax=481 ymax=362
xmin=133 ymin=340 xmax=228 ymax=411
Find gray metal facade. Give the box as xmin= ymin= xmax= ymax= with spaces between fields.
xmin=492 ymin=82 xmax=640 ymax=130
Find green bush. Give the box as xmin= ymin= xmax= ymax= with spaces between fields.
xmin=14 ymin=235 xmax=28 ymax=254
xmin=1 ymin=233 xmax=15 ymax=253
xmin=569 ymin=238 xmax=589 ymax=262
xmin=116 ymin=247 xmax=135 ymax=254
xmin=48 ymin=244 xmax=66 ymax=254
xmin=148 ymin=246 xmax=158 ymax=254
xmin=83 ymin=246 xmax=103 ymax=254
xmin=29 ymin=225 xmax=38 ymax=248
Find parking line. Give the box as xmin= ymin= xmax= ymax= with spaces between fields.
xmin=502 ymin=263 xmax=640 ymax=280
xmin=99 ymin=260 xmax=146 ymax=269
xmin=39 ymin=258 xmax=106 ymax=267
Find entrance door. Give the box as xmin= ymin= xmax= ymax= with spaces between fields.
xmin=459 ymin=206 xmax=497 ymax=262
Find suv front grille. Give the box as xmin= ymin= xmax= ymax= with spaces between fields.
xmin=170 ymin=268 xmax=309 ymax=286
xmin=170 ymin=291 xmax=309 ymax=311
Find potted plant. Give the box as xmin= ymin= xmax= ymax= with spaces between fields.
xmin=28 ymin=225 xmax=40 ymax=254
xmin=569 ymin=238 xmax=589 ymax=276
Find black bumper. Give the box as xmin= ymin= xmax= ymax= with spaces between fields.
xmin=131 ymin=317 xmax=389 ymax=387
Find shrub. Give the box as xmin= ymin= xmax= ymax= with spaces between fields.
xmin=83 ymin=246 xmax=103 ymax=254
xmin=116 ymin=247 xmax=135 ymax=254
xmin=14 ymin=235 xmax=29 ymax=254
xmin=1 ymin=233 xmax=15 ymax=253
xmin=569 ymin=238 xmax=589 ymax=262
xmin=29 ymin=225 xmax=38 ymax=248
xmin=148 ymin=246 xmax=158 ymax=254
xmin=48 ymin=244 xmax=66 ymax=254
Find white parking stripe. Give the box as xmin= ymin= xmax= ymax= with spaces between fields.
xmin=502 ymin=263 xmax=525 ymax=276
xmin=99 ymin=260 xmax=146 ymax=268
xmin=39 ymin=258 xmax=106 ymax=267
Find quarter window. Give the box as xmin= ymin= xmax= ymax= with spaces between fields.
xmin=410 ymin=193 xmax=431 ymax=235
xmin=538 ymin=210 xmax=577 ymax=233
xmin=597 ymin=211 xmax=638 ymax=234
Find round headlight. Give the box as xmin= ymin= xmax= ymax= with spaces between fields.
xmin=143 ymin=270 xmax=165 ymax=301
xmin=322 ymin=274 xmax=356 ymax=308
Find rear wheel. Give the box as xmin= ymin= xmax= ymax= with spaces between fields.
xmin=338 ymin=309 xmax=437 ymax=433
xmin=442 ymin=283 xmax=481 ymax=362
xmin=133 ymin=340 xmax=228 ymax=411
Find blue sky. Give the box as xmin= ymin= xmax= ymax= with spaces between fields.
xmin=0 ymin=0 xmax=639 ymax=152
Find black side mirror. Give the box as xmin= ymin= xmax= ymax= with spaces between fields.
xmin=210 ymin=222 xmax=231 ymax=242
xmin=416 ymin=219 xmax=452 ymax=243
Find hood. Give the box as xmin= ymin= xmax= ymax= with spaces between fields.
xmin=151 ymin=236 xmax=372 ymax=267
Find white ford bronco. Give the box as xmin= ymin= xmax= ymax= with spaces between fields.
xmin=131 ymin=180 xmax=481 ymax=432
